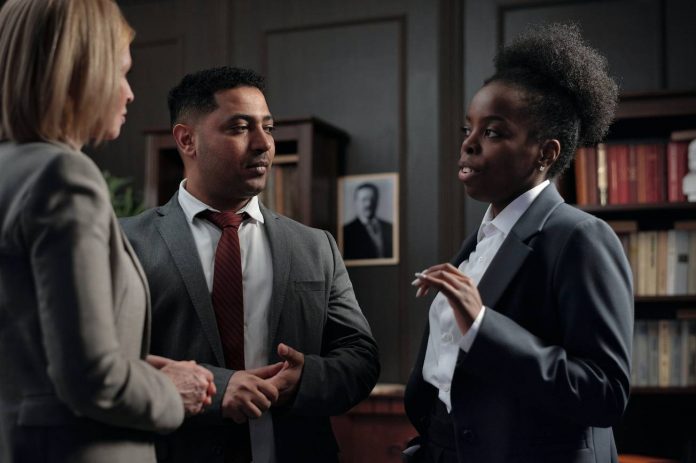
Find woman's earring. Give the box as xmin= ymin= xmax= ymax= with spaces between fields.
xmin=539 ymin=166 xmax=545 ymax=172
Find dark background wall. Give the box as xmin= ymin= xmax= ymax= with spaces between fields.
xmin=86 ymin=0 xmax=695 ymax=383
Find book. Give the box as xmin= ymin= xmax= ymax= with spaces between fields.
xmin=688 ymin=320 xmax=696 ymax=385
xmin=607 ymin=144 xmax=621 ymax=204
xmin=627 ymin=145 xmax=638 ymax=204
xmin=647 ymin=320 xmax=660 ymax=386
xmin=673 ymin=230 xmax=690 ymax=295
xmin=574 ymin=148 xmax=588 ymax=205
xmin=680 ymin=319 xmax=691 ymax=386
xmin=633 ymin=320 xmax=649 ymax=386
xmin=616 ymin=144 xmax=630 ymax=203
xmin=597 ymin=143 xmax=608 ymax=206
xmin=636 ymin=146 xmax=648 ymax=204
xmin=689 ymin=231 xmax=696 ymax=294
xmin=586 ymin=145 xmax=599 ymax=205
xmin=643 ymin=232 xmax=659 ymax=296
xmin=658 ymin=320 xmax=673 ymax=386
xmin=670 ymin=320 xmax=683 ymax=386
xmin=667 ymin=140 xmax=689 ymax=202
xmin=656 ymin=231 xmax=668 ymax=295
xmin=666 ymin=230 xmax=677 ymax=295
xmin=637 ymin=143 xmax=667 ymax=203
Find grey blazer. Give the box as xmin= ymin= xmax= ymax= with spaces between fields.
xmin=405 ymin=184 xmax=633 ymax=463
xmin=0 ymin=142 xmax=184 ymax=463
xmin=121 ymin=193 xmax=380 ymax=463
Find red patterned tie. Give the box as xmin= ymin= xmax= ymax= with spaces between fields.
xmin=200 ymin=210 xmax=246 ymax=370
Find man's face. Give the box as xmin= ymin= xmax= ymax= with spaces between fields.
xmin=355 ymin=187 xmax=377 ymax=221
xmin=185 ymin=86 xmax=275 ymax=209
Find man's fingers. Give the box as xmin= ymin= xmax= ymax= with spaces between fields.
xmin=243 ymin=401 xmax=263 ymax=419
xmin=257 ymin=380 xmax=280 ymax=402
xmin=248 ymin=362 xmax=284 ymax=379
xmin=249 ymin=392 xmax=272 ymax=412
xmin=277 ymin=343 xmax=304 ymax=366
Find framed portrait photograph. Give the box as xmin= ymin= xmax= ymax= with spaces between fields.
xmin=338 ymin=173 xmax=399 ymax=266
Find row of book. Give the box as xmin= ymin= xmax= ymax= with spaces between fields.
xmin=258 ymin=164 xmax=300 ymax=219
xmin=614 ymin=226 xmax=696 ymax=296
xmin=574 ymin=138 xmax=690 ymax=206
xmin=632 ymin=318 xmax=696 ymax=388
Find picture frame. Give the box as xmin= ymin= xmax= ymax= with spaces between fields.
xmin=338 ymin=173 xmax=399 ymax=266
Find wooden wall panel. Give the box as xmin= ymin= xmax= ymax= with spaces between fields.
xmin=501 ymin=0 xmax=662 ymax=92
xmin=265 ymin=20 xmax=402 ymax=173
xmin=665 ymin=0 xmax=696 ymax=91
xmin=230 ymin=0 xmax=441 ymax=383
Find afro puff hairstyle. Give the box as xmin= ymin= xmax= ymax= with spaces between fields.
xmin=486 ymin=22 xmax=619 ymax=178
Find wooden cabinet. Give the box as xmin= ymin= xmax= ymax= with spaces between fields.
xmin=566 ymin=92 xmax=696 ymax=462
xmin=260 ymin=118 xmax=348 ymax=237
xmin=143 ymin=118 xmax=348 ymax=235
xmin=331 ymin=384 xmax=416 ymax=463
xmin=143 ymin=128 xmax=184 ymax=209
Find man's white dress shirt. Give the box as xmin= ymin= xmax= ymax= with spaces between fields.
xmin=178 ymin=180 xmax=276 ymax=463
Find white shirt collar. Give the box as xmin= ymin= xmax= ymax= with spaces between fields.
xmin=477 ymin=180 xmax=550 ymax=242
xmin=177 ymin=179 xmax=265 ymax=224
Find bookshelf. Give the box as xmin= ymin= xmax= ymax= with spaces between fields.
xmin=566 ymin=92 xmax=696 ymax=462
xmin=143 ymin=117 xmax=348 ymax=236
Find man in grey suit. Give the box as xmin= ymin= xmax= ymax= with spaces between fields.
xmin=121 ymin=66 xmax=380 ymax=463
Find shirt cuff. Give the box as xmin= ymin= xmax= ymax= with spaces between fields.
xmin=459 ymin=305 xmax=486 ymax=352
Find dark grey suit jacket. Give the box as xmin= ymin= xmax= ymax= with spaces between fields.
xmin=121 ymin=194 xmax=380 ymax=463
xmin=404 ymin=184 xmax=633 ymax=463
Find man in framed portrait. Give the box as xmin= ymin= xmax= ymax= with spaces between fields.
xmin=343 ymin=182 xmax=393 ymax=259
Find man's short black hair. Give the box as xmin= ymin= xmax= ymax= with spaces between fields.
xmin=167 ymin=66 xmax=266 ymax=127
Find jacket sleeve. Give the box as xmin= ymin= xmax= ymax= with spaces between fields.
xmin=23 ymin=152 xmax=184 ymax=433
xmin=289 ymin=231 xmax=381 ymax=416
xmin=459 ymin=218 xmax=633 ymax=427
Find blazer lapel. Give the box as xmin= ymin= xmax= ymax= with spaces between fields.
xmin=468 ymin=184 xmax=565 ymax=310
xmin=451 ymin=233 xmax=478 ymax=267
xmin=261 ymin=205 xmax=291 ymax=358
xmin=155 ymin=195 xmax=226 ymax=366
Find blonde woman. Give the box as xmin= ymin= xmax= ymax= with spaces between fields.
xmin=0 ymin=1 xmax=214 ymax=462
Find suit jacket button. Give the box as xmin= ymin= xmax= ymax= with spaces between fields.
xmin=460 ymin=428 xmax=475 ymax=443
xmin=212 ymin=445 xmax=223 ymax=456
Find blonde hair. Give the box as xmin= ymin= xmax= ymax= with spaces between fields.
xmin=0 ymin=0 xmax=135 ymax=147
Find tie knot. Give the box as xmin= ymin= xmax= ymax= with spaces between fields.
xmin=200 ymin=210 xmax=246 ymax=229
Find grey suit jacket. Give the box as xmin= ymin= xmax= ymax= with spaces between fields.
xmin=121 ymin=193 xmax=380 ymax=463
xmin=0 ymin=142 xmax=184 ymax=463
xmin=405 ymin=184 xmax=633 ymax=463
